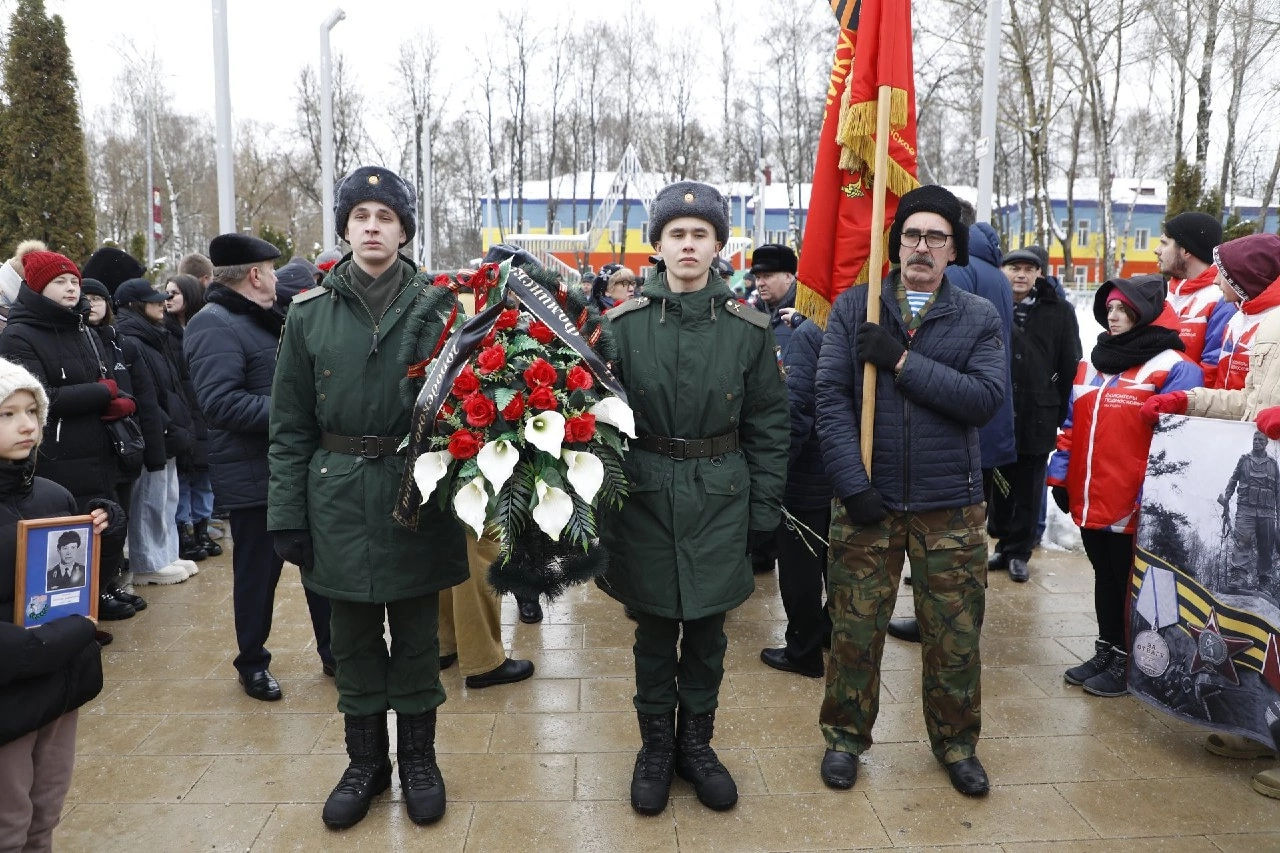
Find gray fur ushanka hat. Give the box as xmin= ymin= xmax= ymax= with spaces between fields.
xmin=648 ymin=181 xmax=730 ymax=246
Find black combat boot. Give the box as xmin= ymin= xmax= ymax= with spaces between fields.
xmin=322 ymin=713 xmax=392 ymax=829
xmin=674 ymin=708 xmax=737 ymax=811
xmin=1064 ymin=639 xmax=1113 ymax=686
xmin=630 ymin=711 xmax=676 ymax=815
xmin=178 ymin=522 xmax=208 ymax=562
xmin=396 ymin=710 xmax=446 ymax=825
xmin=195 ymin=518 xmax=222 ymax=557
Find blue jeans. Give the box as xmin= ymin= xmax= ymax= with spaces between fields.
xmin=129 ymin=461 xmax=179 ymax=573
xmin=176 ymin=469 xmax=215 ymax=524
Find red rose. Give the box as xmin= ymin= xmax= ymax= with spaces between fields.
xmin=436 ymin=402 xmax=455 ymax=420
xmin=447 ymin=429 xmax=481 ymax=459
xmin=501 ymin=392 xmax=525 ymax=421
xmin=494 ymin=309 xmax=519 ymax=331
xmin=565 ymin=413 xmax=596 ymax=443
xmin=528 ymin=386 xmax=558 ymax=411
xmin=481 ymin=329 xmax=496 ymax=348
xmin=476 ymin=343 xmax=507 ymax=375
xmin=452 ymin=364 xmax=480 ymax=397
xmin=523 ymin=358 xmax=557 ymax=388
xmin=565 ymin=365 xmax=594 ymax=392
xmin=462 ymin=393 xmax=498 ymax=427
xmin=528 ymin=321 xmax=555 ymax=344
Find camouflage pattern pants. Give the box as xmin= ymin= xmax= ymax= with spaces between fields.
xmin=820 ymin=502 xmax=987 ymax=765
xmin=1229 ymin=510 xmax=1276 ymax=587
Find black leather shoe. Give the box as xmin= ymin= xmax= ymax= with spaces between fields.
xmin=987 ymin=551 xmax=1007 ymax=571
xmin=517 ymin=597 xmax=543 ymax=624
xmin=438 ymin=653 xmax=458 ymax=671
xmin=98 ymin=590 xmax=136 ymax=621
xmin=886 ymin=617 xmax=921 ymax=643
xmin=107 ymin=582 xmax=147 ymax=611
xmin=465 ymin=658 xmax=534 ymax=689
xmin=945 ymin=756 xmax=990 ymax=796
xmin=760 ymin=647 xmax=824 ymax=678
xmin=1007 ymin=557 xmax=1030 ymax=583
xmin=239 ymin=669 xmax=282 ymax=701
xmin=820 ymin=749 xmax=857 ymax=789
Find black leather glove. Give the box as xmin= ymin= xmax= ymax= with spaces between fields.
xmin=856 ymin=322 xmax=906 ymax=370
xmin=841 ymin=489 xmax=888 ymax=526
xmin=274 ymin=529 xmax=314 ymax=570
xmin=1051 ymin=486 xmax=1070 ymax=515
xmin=747 ymin=529 xmax=775 ymax=551
xmin=788 ymin=311 xmax=807 ymax=329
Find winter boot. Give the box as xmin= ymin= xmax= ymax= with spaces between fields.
xmin=1083 ymin=648 xmax=1129 ymax=697
xmin=395 ymin=710 xmax=446 ymax=825
xmin=630 ymin=711 xmax=676 ymax=815
xmin=195 ymin=518 xmax=222 ymax=557
xmin=178 ymin=522 xmax=208 ymax=562
xmin=1064 ymin=640 xmax=1114 ymax=686
xmin=322 ymin=713 xmax=393 ymax=829
xmin=674 ymin=708 xmax=738 ymax=811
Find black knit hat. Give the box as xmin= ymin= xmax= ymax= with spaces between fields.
xmin=335 ymin=166 xmax=417 ymax=246
xmin=888 ymin=185 xmax=969 ymax=266
xmin=81 ymin=247 xmax=145 ymax=297
xmin=649 ymin=181 xmax=729 ymax=246
xmin=1163 ymin=212 xmax=1222 ymax=265
xmin=80 ymin=278 xmax=110 ymax=299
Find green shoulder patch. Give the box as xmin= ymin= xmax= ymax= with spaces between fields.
xmin=606 ymin=295 xmax=651 ymax=320
xmin=289 ymin=285 xmax=329 ymax=306
xmin=723 ymin=299 xmax=769 ymax=328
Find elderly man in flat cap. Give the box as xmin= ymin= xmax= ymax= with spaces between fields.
xmin=185 ymin=233 xmax=334 ymax=706
xmin=268 ymin=166 xmax=469 ymax=831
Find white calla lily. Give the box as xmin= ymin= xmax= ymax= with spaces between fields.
xmin=453 ymin=475 xmax=490 ymax=539
xmin=588 ymin=396 xmax=637 ymax=438
xmin=412 ymin=450 xmax=452 ymax=504
xmin=532 ymin=479 xmax=574 ymax=540
xmin=477 ymin=439 xmax=519 ymax=492
xmin=524 ymin=409 xmax=566 ymax=457
xmin=561 ymin=450 xmax=604 ymax=504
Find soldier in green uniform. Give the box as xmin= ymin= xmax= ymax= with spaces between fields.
xmin=268 ymin=166 xmax=468 ymax=830
xmin=599 ymin=181 xmax=789 ymax=816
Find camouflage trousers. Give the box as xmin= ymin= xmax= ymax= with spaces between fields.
xmin=820 ymin=502 xmax=987 ymax=765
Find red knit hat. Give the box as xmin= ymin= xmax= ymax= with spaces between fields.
xmin=1213 ymin=233 xmax=1280 ymax=302
xmin=1105 ymin=286 xmax=1140 ymax=315
xmin=22 ymin=251 xmax=80 ymax=293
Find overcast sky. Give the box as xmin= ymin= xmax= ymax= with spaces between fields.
xmin=52 ymin=0 xmax=796 ymax=129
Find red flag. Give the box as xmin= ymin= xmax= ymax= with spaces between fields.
xmin=795 ymin=0 xmax=919 ymax=327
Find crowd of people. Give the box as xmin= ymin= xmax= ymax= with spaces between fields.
xmin=4 ymin=166 xmax=1280 ymax=849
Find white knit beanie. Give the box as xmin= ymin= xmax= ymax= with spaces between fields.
xmin=0 ymin=358 xmax=49 ymax=428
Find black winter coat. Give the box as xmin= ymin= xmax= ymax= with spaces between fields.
xmin=0 ymin=286 xmax=116 ymax=502
xmin=184 ymin=284 xmax=285 ymax=510
xmin=115 ymin=310 xmax=195 ymax=460
xmin=163 ymin=317 xmax=209 ymax=471
xmin=783 ymin=319 xmax=831 ymax=510
xmin=104 ymin=328 xmax=167 ymax=473
xmin=817 ymin=272 xmax=1005 ymax=511
xmin=88 ymin=322 xmax=152 ymax=479
xmin=1011 ymin=278 xmax=1081 ymax=454
xmin=767 ymin=281 xmax=799 ymax=358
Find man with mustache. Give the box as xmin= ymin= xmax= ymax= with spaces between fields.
xmin=815 ymin=185 xmax=1005 ymax=797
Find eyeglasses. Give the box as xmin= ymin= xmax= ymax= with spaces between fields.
xmin=900 ymin=229 xmax=952 ymax=249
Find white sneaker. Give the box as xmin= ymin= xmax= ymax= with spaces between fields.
xmin=174 ymin=558 xmax=200 ymax=576
xmin=134 ymin=563 xmax=190 ymax=585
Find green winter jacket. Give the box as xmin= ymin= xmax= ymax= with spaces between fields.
xmin=597 ymin=272 xmax=789 ymax=619
xmin=267 ymin=255 xmax=467 ymax=602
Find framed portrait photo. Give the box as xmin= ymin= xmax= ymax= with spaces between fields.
xmin=14 ymin=516 xmax=98 ymax=626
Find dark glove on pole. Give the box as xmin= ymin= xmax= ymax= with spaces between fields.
xmin=856 ymin=322 xmax=905 ymax=370
xmin=841 ymin=489 xmax=888 ymax=526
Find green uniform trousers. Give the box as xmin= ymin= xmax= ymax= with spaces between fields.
xmin=330 ymin=594 xmax=444 ymax=717
xmin=632 ymin=611 xmax=728 ymax=716
xmin=821 ymin=503 xmax=986 ymax=765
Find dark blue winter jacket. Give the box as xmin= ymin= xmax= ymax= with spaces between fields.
xmin=945 ymin=222 xmax=1016 ymax=469
xmin=183 ymin=283 xmax=285 ymax=511
xmin=782 ymin=319 xmax=830 ymax=510
xmin=816 ymin=271 xmax=1005 ymax=511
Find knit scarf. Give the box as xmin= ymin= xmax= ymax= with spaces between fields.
xmin=1090 ymin=324 xmax=1184 ymax=375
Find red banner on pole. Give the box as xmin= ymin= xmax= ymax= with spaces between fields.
xmin=795 ymin=1 xmax=919 ymax=327
xmin=152 ymin=188 xmax=163 ymax=241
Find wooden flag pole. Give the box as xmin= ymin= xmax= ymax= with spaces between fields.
xmin=859 ymin=83 xmax=895 ymax=475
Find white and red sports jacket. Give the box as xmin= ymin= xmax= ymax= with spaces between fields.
xmin=1047 ymin=350 xmax=1204 ymax=534
xmin=1166 ymin=266 xmax=1236 ymax=386
xmin=1213 ymin=285 xmax=1280 ymax=392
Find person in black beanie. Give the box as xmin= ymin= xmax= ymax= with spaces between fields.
xmin=815 ymin=184 xmax=1003 ymax=797
xmin=1156 ymin=212 xmax=1231 ymax=382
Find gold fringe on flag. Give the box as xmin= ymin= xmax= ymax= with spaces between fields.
xmin=836 ymin=85 xmax=915 ymax=200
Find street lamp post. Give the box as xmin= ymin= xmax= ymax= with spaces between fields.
xmin=320 ymin=9 xmax=347 ymax=253
xmin=212 ymin=0 xmax=235 ymax=235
